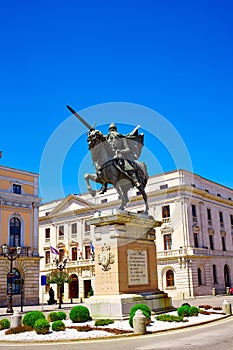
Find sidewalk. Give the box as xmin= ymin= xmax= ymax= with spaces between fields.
xmin=1 ymin=294 xmax=232 ymax=318
xmin=172 ymin=294 xmax=233 ymax=309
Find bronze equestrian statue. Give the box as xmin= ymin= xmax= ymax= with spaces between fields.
xmin=67 ymin=105 xmax=149 ymax=214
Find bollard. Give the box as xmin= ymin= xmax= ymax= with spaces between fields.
xmin=212 ymin=287 xmax=216 ymax=296
xmin=226 ymin=287 xmax=230 ymax=295
xmin=133 ymin=309 xmax=147 ymax=335
xmin=222 ymin=299 xmax=232 ymax=315
xmin=11 ymin=310 xmax=22 ymax=328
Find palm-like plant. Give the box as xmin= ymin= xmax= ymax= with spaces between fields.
xmin=46 ymin=270 xmax=72 ymax=309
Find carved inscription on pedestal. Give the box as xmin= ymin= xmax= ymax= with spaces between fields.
xmin=127 ymin=249 xmax=148 ymax=286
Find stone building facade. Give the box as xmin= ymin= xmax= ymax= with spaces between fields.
xmin=0 ymin=165 xmax=41 ymax=307
xmin=39 ymin=169 xmax=233 ymax=301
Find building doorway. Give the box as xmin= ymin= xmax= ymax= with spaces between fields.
xmin=84 ymin=280 xmax=91 ymax=298
xmin=69 ymin=274 xmax=79 ymax=299
xmin=224 ymin=264 xmax=231 ymax=287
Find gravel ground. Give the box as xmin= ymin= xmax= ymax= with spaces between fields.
xmin=0 ymin=309 xmax=227 ymax=342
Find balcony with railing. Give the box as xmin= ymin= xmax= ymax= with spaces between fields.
xmin=157 ymin=246 xmax=233 ymax=259
xmin=67 ymin=258 xmax=95 ymax=267
xmin=0 ymin=246 xmax=37 ymax=257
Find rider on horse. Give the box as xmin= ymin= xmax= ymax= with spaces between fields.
xmin=98 ymin=122 xmax=144 ymax=194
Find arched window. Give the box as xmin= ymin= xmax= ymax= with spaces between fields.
xmin=9 ymin=218 xmax=21 ymax=247
xmin=7 ymin=268 xmax=21 ymax=295
xmin=198 ymin=268 xmax=202 ymax=285
xmin=166 ymin=269 xmax=175 ymax=287
xmin=213 ymin=264 xmax=218 ymax=284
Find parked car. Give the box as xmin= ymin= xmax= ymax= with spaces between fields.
xmin=229 ymin=287 xmax=233 ymax=295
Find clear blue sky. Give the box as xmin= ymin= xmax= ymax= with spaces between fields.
xmin=1 ymin=0 xmax=232 ymax=202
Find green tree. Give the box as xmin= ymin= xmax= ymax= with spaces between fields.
xmin=46 ymin=270 xmax=71 ymax=309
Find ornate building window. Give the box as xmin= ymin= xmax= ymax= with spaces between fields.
xmin=13 ymin=184 xmax=21 ymax=194
xmin=166 ymin=269 xmax=175 ymax=287
xmin=207 ymin=208 xmax=212 ymax=225
xmin=9 ymin=217 xmax=21 ymax=247
xmin=193 ymin=232 xmax=199 ymax=247
xmin=45 ymin=251 xmax=50 ymax=264
xmin=85 ymin=245 xmax=91 ymax=259
xmin=221 ymin=235 xmax=226 ymax=251
xmin=213 ymin=264 xmax=218 ymax=284
xmin=45 ymin=228 xmax=50 ymax=242
xmin=209 ymin=234 xmax=214 ymax=250
xmin=59 ymin=248 xmax=64 ymax=262
xmin=164 ymin=234 xmax=172 ymax=250
xmin=58 ymin=225 xmax=64 ymax=240
xmin=84 ymin=221 xmax=90 ymax=232
xmin=219 ymin=211 xmax=224 ymax=228
xmin=71 ymin=223 xmax=77 ymax=237
xmin=192 ymin=204 xmax=197 ymax=222
xmin=230 ymin=214 xmax=233 ymax=230
xmin=72 ymin=247 xmax=78 ymax=260
xmin=198 ymin=268 xmax=202 ymax=285
xmin=162 ymin=205 xmax=170 ymax=219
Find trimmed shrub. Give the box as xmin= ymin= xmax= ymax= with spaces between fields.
xmin=48 ymin=311 xmax=67 ymax=322
xmin=34 ymin=319 xmax=50 ymax=335
xmin=23 ymin=311 xmax=45 ymax=328
xmin=94 ymin=319 xmax=114 ymax=326
xmin=177 ymin=305 xmax=190 ymax=317
xmin=189 ymin=306 xmax=200 ymax=316
xmin=57 ymin=311 xmax=67 ymax=320
xmin=129 ymin=304 xmax=151 ymax=317
xmin=52 ymin=320 xmax=66 ymax=332
xmin=47 ymin=312 xmax=59 ymax=322
xmin=5 ymin=325 xmax=33 ymax=335
xmin=0 ymin=318 xmax=10 ymax=330
xmin=69 ymin=306 xmax=90 ymax=323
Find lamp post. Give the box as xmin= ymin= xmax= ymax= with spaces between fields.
xmin=54 ymin=257 xmax=67 ymax=309
xmin=2 ymin=244 xmax=21 ymax=313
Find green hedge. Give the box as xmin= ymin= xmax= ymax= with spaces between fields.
xmin=69 ymin=306 xmax=90 ymax=323
xmin=0 ymin=318 xmax=10 ymax=330
xmin=52 ymin=320 xmax=66 ymax=332
xmin=177 ymin=305 xmax=200 ymax=317
xmin=156 ymin=314 xmax=187 ymax=322
xmin=94 ymin=319 xmax=114 ymax=326
xmin=48 ymin=311 xmax=66 ymax=322
xmin=22 ymin=311 xmax=45 ymax=328
xmin=34 ymin=319 xmax=50 ymax=335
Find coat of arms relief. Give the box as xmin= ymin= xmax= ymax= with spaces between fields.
xmin=98 ymin=244 xmax=114 ymax=271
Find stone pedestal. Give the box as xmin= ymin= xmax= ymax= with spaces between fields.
xmin=85 ymin=211 xmax=173 ymax=319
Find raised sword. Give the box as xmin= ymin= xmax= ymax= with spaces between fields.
xmin=66 ymin=105 xmax=95 ymax=130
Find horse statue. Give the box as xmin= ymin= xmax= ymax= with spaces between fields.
xmin=67 ymin=105 xmax=149 ymax=214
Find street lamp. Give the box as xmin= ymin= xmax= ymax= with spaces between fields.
xmin=2 ymin=244 xmax=21 ymax=313
xmin=54 ymin=257 xmax=67 ymax=309
xmin=54 ymin=257 xmax=67 ymax=271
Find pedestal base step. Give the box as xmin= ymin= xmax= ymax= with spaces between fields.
xmin=85 ymin=292 xmax=174 ymax=320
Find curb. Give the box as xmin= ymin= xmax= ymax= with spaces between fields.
xmin=0 ymin=314 xmax=231 ymax=344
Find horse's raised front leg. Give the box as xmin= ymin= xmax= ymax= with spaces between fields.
xmin=84 ymin=173 xmax=98 ymax=196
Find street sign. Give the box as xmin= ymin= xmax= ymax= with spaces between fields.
xmin=41 ymin=275 xmax=47 ymax=286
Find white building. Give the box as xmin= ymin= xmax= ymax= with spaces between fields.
xmin=39 ymin=169 xmax=233 ymax=301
